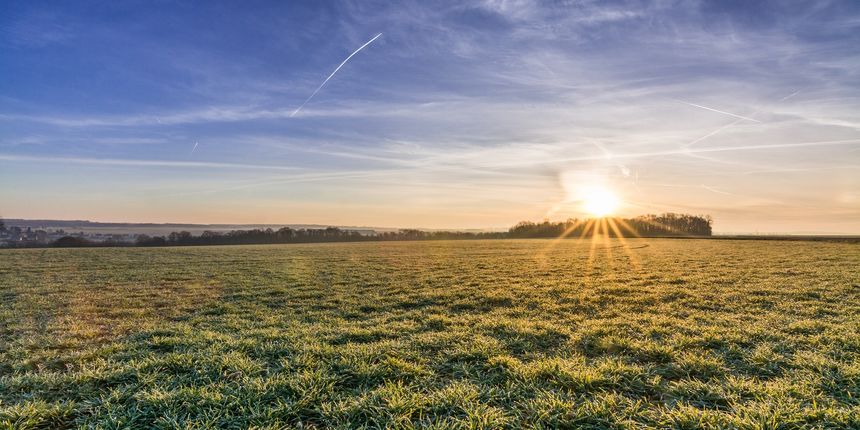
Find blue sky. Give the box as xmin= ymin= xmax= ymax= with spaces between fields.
xmin=1 ymin=0 xmax=859 ymax=233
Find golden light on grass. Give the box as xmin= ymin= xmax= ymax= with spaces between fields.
xmin=537 ymin=179 xmax=645 ymax=273
xmin=536 ymin=174 xmax=650 ymax=273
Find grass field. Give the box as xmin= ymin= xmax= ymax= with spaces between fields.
xmin=1 ymin=239 xmax=859 ymax=429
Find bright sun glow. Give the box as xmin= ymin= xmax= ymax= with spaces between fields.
xmin=583 ymin=187 xmax=620 ymax=217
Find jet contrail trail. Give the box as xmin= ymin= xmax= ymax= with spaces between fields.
xmin=290 ymin=33 xmax=383 ymax=117
xmin=586 ymin=137 xmax=632 ymax=177
xmin=778 ymin=90 xmax=801 ymax=102
xmin=683 ymin=90 xmax=801 ymax=148
xmin=673 ymin=99 xmax=761 ymax=123
xmin=701 ymin=184 xmax=736 ymax=196
xmin=191 ymin=141 xmax=199 ymax=154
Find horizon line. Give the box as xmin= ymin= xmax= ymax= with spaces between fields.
xmin=3 ymin=216 xmax=858 ymax=236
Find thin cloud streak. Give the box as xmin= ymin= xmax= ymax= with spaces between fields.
xmin=290 ymin=33 xmax=383 ymax=117
xmin=701 ymin=184 xmax=737 ymax=196
xmin=672 ymin=99 xmax=762 ymax=123
xmin=494 ymin=139 xmax=860 ymax=168
xmin=157 ymin=139 xmax=860 ymax=197
xmin=0 ymin=154 xmax=303 ymax=172
xmin=683 ymin=90 xmax=802 ymax=148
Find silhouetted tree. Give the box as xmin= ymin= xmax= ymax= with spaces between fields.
xmin=52 ymin=236 xmax=92 ymax=247
xmin=136 ymin=235 xmax=168 ymax=246
xmin=508 ymin=214 xmax=711 ymax=238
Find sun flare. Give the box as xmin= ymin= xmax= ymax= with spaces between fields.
xmin=583 ymin=187 xmax=620 ymax=217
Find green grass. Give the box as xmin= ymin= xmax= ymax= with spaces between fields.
xmin=1 ymin=239 xmax=859 ymax=429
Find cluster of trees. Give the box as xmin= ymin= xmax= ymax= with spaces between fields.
xmin=509 ymin=213 xmax=712 ymax=238
xmin=629 ymin=213 xmax=713 ymax=236
xmin=38 ymin=213 xmax=711 ymax=248
xmin=47 ymin=236 xmax=139 ymax=248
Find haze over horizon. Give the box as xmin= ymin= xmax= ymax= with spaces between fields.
xmin=2 ymin=1 xmax=859 ymax=234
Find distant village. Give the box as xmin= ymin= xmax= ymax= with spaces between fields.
xmin=0 ymin=225 xmax=138 ymax=247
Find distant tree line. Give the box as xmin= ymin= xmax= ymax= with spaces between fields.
xmin=133 ymin=227 xmax=507 ymax=247
xmin=508 ymin=213 xmax=712 ymax=238
xmin=13 ymin=213 xmax=711 ymax=248
xmin=49 ymin=236 xmax=133 ymax=248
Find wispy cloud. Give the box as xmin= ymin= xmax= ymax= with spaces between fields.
xmin=0 ymin=108 xmax=296 ymax=127
xmin=2 ymin=9 xmax=74 ymax=48
xmin=0 ymin=154 xmax=303 ymax=172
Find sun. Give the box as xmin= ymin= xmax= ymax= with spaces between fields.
xmin=583 ymin=187 xmax=620 ymax=217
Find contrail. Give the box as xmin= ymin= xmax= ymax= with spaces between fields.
xmin=684 ymin=122 xmax=738 ymax=148
xmin=778 ymin=90 xmax=801 ymax=102
xmin=673 ymin=98 xmax=761 ymax=123
xmin=683 ymin=90 xmax=801 ymax=148
xmin=586 ymin=138 xmax=632 ymax=177
xmin=191 ymin=141 xmax=199 ymax=154
xmin=701 ymin=184 xmax=736 ymax=196
xmin=290 ymin=33 xmax=383 ymax=117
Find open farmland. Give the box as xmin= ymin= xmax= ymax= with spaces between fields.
xmin=1 ymin=239 xmax=859 ymax=429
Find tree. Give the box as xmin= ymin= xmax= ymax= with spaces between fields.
xmin=168 ymin=231 xmax=193 ymax=244
xmin=52 ymin=236 xmax=92 ymax=247
xmin=136 ymin=235 xmax=167 ymax=246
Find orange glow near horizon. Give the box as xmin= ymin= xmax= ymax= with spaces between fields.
xmin=582 ymin=186 xmax=621 ymax=217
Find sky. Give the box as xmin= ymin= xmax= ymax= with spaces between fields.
xmin=1 ymin=0 xmax=859 ymax=233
